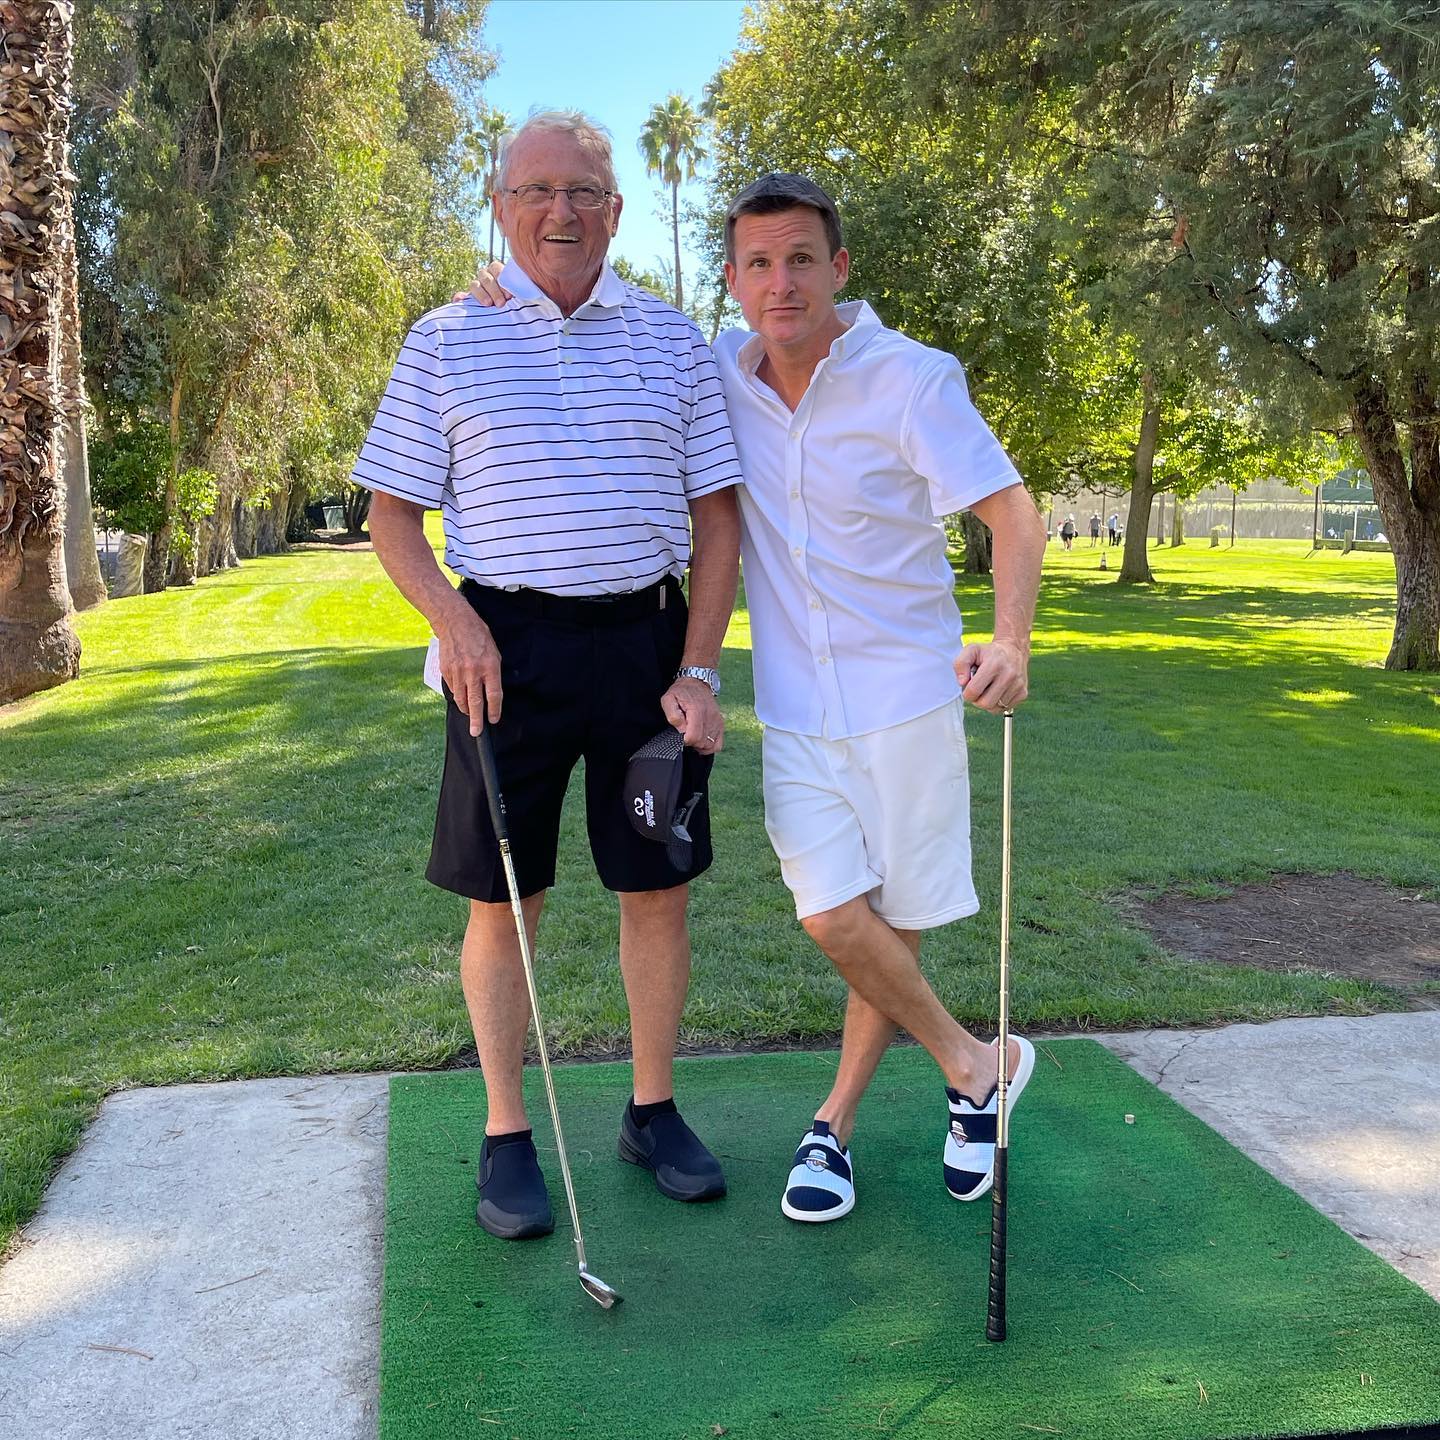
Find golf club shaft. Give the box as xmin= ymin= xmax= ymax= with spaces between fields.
xmin=986 ymin=707 xmax=1015 ymax=1343
xmin=474 ymin=725 xmax=592 ymax=1276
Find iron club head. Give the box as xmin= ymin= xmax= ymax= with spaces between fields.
xmin=579 ymin=1267 xmax=623 ymax=1310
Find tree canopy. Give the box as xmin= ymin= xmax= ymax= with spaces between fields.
xmin=73 ymin=0 xmax=490 ymax=586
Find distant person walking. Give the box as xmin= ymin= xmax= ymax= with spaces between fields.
xmin=1060 ymin=515 xmax=1077 ymax=550
xmin=1088 ymin=513 xmax=1101 ymax=546
xmin=1107 ymin=513 xmax=1120 ymax=546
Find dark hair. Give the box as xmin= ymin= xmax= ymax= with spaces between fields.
xmin=724 ymin=173 xmax=843 ymax=264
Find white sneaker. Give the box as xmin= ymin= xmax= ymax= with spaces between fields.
xmin=944 ymin=1035 xmax=1036 ymax=1201
xmin=780 ymin=1121 xmax=855 ymax=1223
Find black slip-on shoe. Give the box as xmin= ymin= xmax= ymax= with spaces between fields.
xmin=475 ymin=1135 xmax=555 ymax=1239
xmin=617 ymin=1106 xmax=727 ymax=1202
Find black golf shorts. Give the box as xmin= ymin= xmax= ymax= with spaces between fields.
xmin=426 ymin=575 xmax=713 ymax=902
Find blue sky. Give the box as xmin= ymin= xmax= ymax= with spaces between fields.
xmin=479 ymin=0 xmax=751 ymax=297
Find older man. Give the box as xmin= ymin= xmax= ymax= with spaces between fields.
xmin=715 ymin=174 xmax=1046 ymax=1223
xmin=355 ymin=111 xmax=743 ymax=1241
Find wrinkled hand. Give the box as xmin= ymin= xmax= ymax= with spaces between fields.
xmin=661 ymin=678 xmax=724 ymax=755
xmin=451 ymin=260 xmax=510 ymax=308
xmin=438 ymin=609 xmax=504 ymax=735
xmin=956 ymin=639 xmax=1029 ymax=714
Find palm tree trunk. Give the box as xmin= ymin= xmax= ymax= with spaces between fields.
xmin=671 ymin=178 xmax=683 ymax=311
xmin=0 ymin=0 xmax=83 ymax=702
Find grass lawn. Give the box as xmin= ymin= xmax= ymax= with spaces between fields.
xmin=2 ymin=535 xmax=1437 ymax=1249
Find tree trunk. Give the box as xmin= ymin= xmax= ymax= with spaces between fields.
xmin=235 ymin=499 xmax=257 ymax=559
xmin=0 ymin=0 xmax=82 ymax=702
xmin=61 ymin=405 xmax=106 ymax=606
xmin=959 ymin=509 xmax=993 ymax=574
xmin=55 ymin=159 xmax=105 ymax=609
xmin=146 ymin=373 xmax=184 ymax=591
xmin=1170 ymin=501 xmax=1185 ymax=547
xmin=671 ymin=179 xmax=683 ymax=312
xmin=344 ymin=486 xmax=371 ymax=536
xmin=205 ymin=485 xmax=239 ymax=571
xmin=1349 ymin=378 xmax=1440 ymax=669
xmin=1118 ymin=374 xmax=1160 ymax=583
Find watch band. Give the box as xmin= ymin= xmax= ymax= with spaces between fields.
xmin=675 ymin=665 xmax=721 ymax=696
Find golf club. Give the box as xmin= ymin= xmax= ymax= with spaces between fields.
xmin=986 ymin=707 xmax=1015 ymax=1342
xmin=473 ymin=721 xmax=622 ymax=1311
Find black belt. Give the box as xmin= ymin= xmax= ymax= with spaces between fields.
xmin=462 ymin=575 xmax=678 ymax=624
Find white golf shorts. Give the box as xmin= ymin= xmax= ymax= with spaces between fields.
xmin=762 ymin=698 xmax=978 ymax=929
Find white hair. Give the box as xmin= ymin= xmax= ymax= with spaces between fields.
xmin=498 ymin=108 xmax=618 ymax=194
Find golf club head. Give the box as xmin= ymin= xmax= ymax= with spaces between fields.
xmin=579 ymin=1267 xmax=623 ymax=1310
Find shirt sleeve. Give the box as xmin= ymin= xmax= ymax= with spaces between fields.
xmin=901 ymin=356 xmax=1021 ymax=518
xmin=679 ymin=329 xmax=745 ymax=500
xmin=350 ymin=322 xmax=451 ymax=508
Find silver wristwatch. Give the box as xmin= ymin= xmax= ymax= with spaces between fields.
xmin=675 ymin=665 xmax=721 ymax=696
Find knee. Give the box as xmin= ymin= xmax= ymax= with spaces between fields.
xmin=620 ymin=885 xmax=689 ymax=930
xmin=801 ymin=900 xmax=865 ymax=960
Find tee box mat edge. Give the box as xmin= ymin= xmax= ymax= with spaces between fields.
xmin=379 ymin=1041 xmax=1440 ymax=1440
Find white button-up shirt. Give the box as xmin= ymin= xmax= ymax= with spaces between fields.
xmin=715 ymin=301 xmax=1020 ymax=739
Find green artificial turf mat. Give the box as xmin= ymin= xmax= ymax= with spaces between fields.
xmin=380 ymin=1041 xmax=1440 ymax=1439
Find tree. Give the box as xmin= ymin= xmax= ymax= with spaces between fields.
xmin=55 ymin=148 xmax=105 ymax=610
xmin=639 ymin=92 xmax=707 ymax=311
xmin=0 ymin=0 xmax=83 ymax=703
xmin=73 ymin=0 xmax=489 ymax=589
xmin=908 ymin=0 xmax=1440 ymax=667
xmin=703 ymin=0 xmax=1136 ymax=573
xmin=464 ymin=103 xmax=510 ymax=262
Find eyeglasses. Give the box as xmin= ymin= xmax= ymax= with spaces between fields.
xmin=504 ymin=184 xmax=613 ymax=209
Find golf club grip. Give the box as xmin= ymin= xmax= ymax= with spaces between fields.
xmin=986 ymin=1147 xmax=1008 ymax=1341
xmin=473 ymin=724 xmax=508 ymax=842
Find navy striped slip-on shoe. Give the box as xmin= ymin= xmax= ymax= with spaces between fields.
xmin=780 ymin=1121 xmax=855 ymax=1223
xmin=943 ymin=1034 xmax=1036 ymax=1202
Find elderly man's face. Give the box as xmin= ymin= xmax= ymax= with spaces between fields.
xmin=724 ymin=207 xmax=848 ymax=354
xmin=495 ymin=130 xmax=621 ymax=302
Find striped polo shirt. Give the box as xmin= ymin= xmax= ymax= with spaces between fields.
xmin=352 ymin=260 xmax=743 ymax=596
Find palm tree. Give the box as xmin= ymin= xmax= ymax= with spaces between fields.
xmin=0 ymin=0 xmax=83 ymax=702
xmin=638 ymin=94 xmax=707 ymax=312
xmin=470 ymin=106 xmax=510 ymax=263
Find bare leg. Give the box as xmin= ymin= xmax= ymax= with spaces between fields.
xmin=461 ymin=892 xmax=547 ymax=1136
xmin=617 ymin=885 xmax=690 ymax=1105
xmin=802 ymin=896 xmax=1018 ymax=1104
xmin=812 ymin=930 xmax=922 ymax=1146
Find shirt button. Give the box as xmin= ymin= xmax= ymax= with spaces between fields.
xmin=790 ymin=490 xmax=799 ymax=500
xmin=792 ymin=547 xmax=801 ymax=558
xmin=810 ymin=599 xmax=820 ymax=610
xmin=818 ymin=656 xmax=830 ymax=665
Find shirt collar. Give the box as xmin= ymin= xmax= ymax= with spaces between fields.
xmin=735 ymin=298 xmax=883 ymax=376
xmin=497 ymin=259 xmax=626 ymax=315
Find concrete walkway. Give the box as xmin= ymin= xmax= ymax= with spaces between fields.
xmin=1 ymin=1013 xmax=1436 ymax=1440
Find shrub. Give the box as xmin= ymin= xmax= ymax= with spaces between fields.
xmin=89 ymin=420 xmax=172 ymax=535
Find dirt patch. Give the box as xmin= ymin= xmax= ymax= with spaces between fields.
xmin=1124 ymin=871 xmax=1440 ymax=1007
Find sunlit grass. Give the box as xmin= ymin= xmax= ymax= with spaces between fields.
xmin=2 ymin=536 xmax=1436 ymax=1249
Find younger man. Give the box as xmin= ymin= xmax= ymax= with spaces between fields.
xmin=715 ymin=175 xmax=1046 ymax=1221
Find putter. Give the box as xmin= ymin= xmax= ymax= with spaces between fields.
xmin=473 ymin=721 xmax=622 ymax=1310
xmin=986 ymin=707 xmax=1015 ymax=1343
